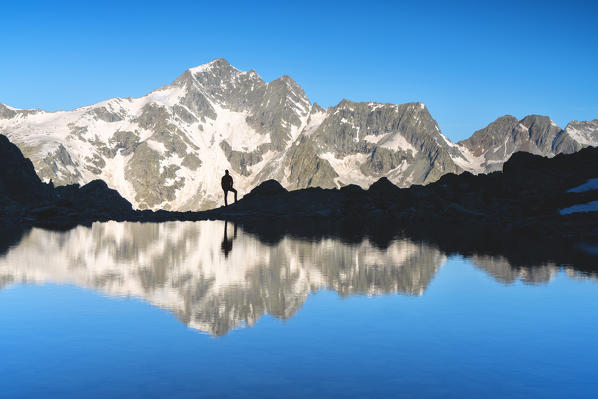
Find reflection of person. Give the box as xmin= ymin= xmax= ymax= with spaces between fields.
xmin=220 ymin=221 xmax=238 ymax=258
xmin=221 ymin=170 xmax=237 ymax=206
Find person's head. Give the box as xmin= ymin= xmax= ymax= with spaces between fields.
xmin=225 ymin=169 xmax=229 ymax=175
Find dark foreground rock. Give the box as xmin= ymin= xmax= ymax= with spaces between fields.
xmin=206 ymin=147 xmax=598 ymax=239
xmin=1 ymin=133 xmax=597 ymax=271
xmin=0 ymin=134 xmax=54 ymax=206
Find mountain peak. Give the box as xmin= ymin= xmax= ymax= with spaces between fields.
xmin=270 ymin=74 xmax=304 ymax=91
xmin=312 ymin=102 xmax=325 ymax=113
xmin=519 ymin=114 xmax=561 ymax=131
xmin=188 ymin=58 xmax=236 ymax=75
xmin=495 ymin=115 xmax=519 ymax=123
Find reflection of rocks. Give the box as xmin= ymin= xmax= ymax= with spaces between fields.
xmin=471 ymin=255 xmax=557 ymax=284
xmin=314 ymin=240 xmax=443 ymax=296
xmin=1 ymin=220 xmax=592 ymax=335
xmin=565 ymin=268 xmax=598 ymax=281
xmin=0 ymin=221 xmax=446 ymax=336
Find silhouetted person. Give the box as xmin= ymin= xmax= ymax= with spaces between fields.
xmin=221 ymin=169 xmax=237 ymax=206
xmin=220 ymin=220 xmax=238 ymax=258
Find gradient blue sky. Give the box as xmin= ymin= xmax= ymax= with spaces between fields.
xmin=1 ymin=0 xmax=596 ymax=141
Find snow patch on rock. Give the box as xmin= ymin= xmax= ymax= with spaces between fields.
xmin=320 ymin=152 xmax=375 ymax=189
xmin=567 ymin=178 xmax=598 ymax=193
xmin=559 ymin=201 xmax=598 ymax=215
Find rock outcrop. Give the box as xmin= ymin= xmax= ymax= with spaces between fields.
xmin=0 ymin=134 xmax=133 ymax=227
xmin=0 ymin=134 xmax=54 ymax=206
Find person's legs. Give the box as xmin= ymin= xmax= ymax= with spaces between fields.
xmin=223 ymin=189 xmax=228 ymax=206
xmin=231 ymin=188 xmax=237 ymax=203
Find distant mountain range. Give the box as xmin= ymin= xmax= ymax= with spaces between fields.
xmin=1 ymin=58 xmax=596 ymax=210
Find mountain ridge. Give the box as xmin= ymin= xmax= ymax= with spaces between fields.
xmin=1 ymin=58 xmax=597 ymax=210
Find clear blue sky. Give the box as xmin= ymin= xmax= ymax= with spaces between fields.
xmin=1 ymin=0 xmax=597 ymax=141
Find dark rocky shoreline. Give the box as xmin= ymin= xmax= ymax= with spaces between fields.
xmin=1 ymin=133 xmax=597 ymax=272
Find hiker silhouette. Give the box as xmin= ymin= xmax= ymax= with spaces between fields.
xmin=221 ymin=170 xmax=237 ymax=206
xmin=220 ymin=220 xmax=238 ymax=258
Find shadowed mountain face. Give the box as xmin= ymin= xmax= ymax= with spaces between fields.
xmin=459 ymin=115 xmax=561 ymax=172
xmin=0 ymin=220 xmax=591 ymax=336
xmin=458 ymin=115 xmax=598 ymax=173
xmin=2 ymin=59 xmax=596 ymax=211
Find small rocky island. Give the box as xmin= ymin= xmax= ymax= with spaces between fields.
xmin=1 ymin=133 xmax=597 ymax=269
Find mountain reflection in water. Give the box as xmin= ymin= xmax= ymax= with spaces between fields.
xmin=0 ymin=221 xmax=593 ymax=335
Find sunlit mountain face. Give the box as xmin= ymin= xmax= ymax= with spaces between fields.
xmin=0 ymin=221 xmax=585 ymax=336
xmin=2 ymin=58 xmax=596 ymax=211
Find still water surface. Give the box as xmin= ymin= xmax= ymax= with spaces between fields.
xmin=0 ymin=221 xmax=597 ymax=398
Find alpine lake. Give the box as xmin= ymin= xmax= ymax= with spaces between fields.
xmin=1 ymin=220 xmax=597 ymax=398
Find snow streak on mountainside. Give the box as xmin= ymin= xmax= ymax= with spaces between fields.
xmin=1 ymin=58 xmax=597 ymax=210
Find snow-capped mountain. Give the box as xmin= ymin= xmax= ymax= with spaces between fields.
xmin=1 ymin=58 xmax=596 ymax=210
xmin=458 ymin=115 xmax=598 ymax=172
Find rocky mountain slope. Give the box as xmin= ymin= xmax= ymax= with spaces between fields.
xmin=1 ymin=58 xmax=597 ymax=210
xmin=458 ymin=115 xmax=598 ymax=172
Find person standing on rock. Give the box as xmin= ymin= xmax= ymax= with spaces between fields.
xmin=221 ymin=169 xmax=237 ymax=206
